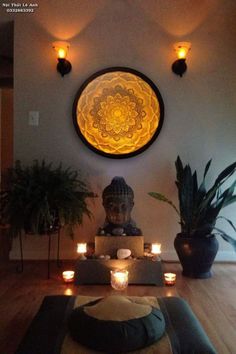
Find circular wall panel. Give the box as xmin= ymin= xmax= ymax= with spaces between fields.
xmin=73 ymin=67 xmax=164 ymax=158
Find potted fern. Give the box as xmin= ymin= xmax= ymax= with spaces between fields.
xmin=149 ymin=157 xmax=236 ymax=278
xmin=0 ymin=160 xmax=95 ymax=238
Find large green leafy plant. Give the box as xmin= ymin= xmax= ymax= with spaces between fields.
xmin=0 ymin=160 xmax=95 ymax=237
xmin=149 ymin=157 xmax=236 ymax=250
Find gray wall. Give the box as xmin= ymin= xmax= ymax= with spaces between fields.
xmin=1 ymin=0 xmax=236 ymax=260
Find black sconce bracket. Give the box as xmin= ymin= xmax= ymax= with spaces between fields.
xmin=57 ymin=58 xmax=72 ymax=77
xmin=172 ymin=58 xmax=187 ymax=77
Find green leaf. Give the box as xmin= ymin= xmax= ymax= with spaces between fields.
xmin=217 ymin=216 xmax=236 ymax=232
xmin=0 ymin=160 xmax=95 ymax=237
xmin=204 ymin=159 xmax=212 ymax=179
xmin=222 ymin=195 xmax=236 ymax=208
xmin=175 ymin=156 xmax=184 ymax=184
xmin=215 ymin=161 xmax=236 ymax=185
xmin=148 ymin=192 xmax=180 ymax=216
xmin=213 ymin=227 xmax=236 ymax=252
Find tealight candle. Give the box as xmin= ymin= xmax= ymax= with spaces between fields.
xmin=110 ymin=270 xmax=129 ymax=290
xmin=151 ymin=243 xmax=161 ymax=255
xmin=151 ymin=243 xmax=161 ymax=260
xmin=77 ymin=243 xmax=87 ymax=260
xmin=62 ymin=270 xmax=75 ymax=283
xmin=164 ymin=272 xmax=176 ymax=286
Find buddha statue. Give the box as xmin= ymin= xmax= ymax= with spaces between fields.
xmin=98 ymin=176 xmax=142 ymax=236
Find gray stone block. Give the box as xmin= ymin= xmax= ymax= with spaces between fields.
xmin=75 ymin=258 xmax=163 ymax=286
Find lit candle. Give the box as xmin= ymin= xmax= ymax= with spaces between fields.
xmin=164 ymin=272 xmax=176 ymax=286
xmin=110 ymin=270 xmax=129 ymax=290
xmin=151 ymin=243 xmax=161 ymax=255
xmin=151 ymin=243 xmax=161 ymax=260
xmin=77 ymin=243 xmax=87 ymax=260
xmin=62 ymin=270 xmax=75 ymax=283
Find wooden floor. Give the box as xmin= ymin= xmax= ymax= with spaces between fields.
xmin=0 ymin=261 xmax=235 ymax=354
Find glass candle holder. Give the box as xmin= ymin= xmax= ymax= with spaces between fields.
xmin=151 ymin=243 xmax=161 ymax=260
xmin=62 ymin=270 xmax=75 ymax=283
xmin=164 ymin=272 xmax=176 ymax=286
xmin=110 ymin=270 xmax=129 ymax=290
xmin=151 ymin=243 xmax=161 ymax=255
xmin=77 ymin=243 xmax=87 ymax=260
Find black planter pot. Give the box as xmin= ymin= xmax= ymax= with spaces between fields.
xmin=174 ymin=233 xmax=219 ymax=279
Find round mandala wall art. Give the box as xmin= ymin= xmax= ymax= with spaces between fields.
xmin=73 ymin=67 xmax=164 ymax=158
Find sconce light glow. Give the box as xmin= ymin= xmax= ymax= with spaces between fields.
xmin=174 ymin=42 xmax=191 ymax=59
xmin=52 ymin=41 xmax=72 ymax=77
xmin=58 ymin=48 xmax=67 ymax=59
xmin=172 ymin=42 xmax=191 ymax=77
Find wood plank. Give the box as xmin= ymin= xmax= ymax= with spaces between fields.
xmin=0 ymin=261 xmax=235 ymax=354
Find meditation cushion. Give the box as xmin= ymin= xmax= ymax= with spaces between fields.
xmin=68 ymin=295 xmax=165 ymax=353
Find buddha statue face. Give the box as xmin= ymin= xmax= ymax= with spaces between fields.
xmin=103 ymin=196 xmax=134 ymax=226
xmin=102 ymin=177 xmax=135 ymax=227
xmin=99 ymin=177 xmax=142 ymax=236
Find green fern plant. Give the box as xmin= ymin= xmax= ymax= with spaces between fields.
xmin=0 ymin=160 xmax=95 ymax=237
xmin=148 ymin=156 xmax=236 ymax=250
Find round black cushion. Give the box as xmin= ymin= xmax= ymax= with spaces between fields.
xmin=68 ymin=296 xmax=165 ymax=353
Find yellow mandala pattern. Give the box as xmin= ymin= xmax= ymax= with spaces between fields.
xmin=75 ymin=71 xmax=161 ymax=155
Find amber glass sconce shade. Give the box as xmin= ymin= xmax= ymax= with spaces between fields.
xmin=172 ymin=42 xmax=191 ymax=77
xmin=52 ymin=41 xmax=72 ymax=77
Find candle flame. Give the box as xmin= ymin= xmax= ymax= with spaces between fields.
xmin=62 ymin=270 xmax=75 ymax=283
xmin=77 ymin=243 xmax=87 ymax=254
xmin=164 ymin=272 xmax=176 ymax=286
xmin=111 ymin=270 xmax=129 ymax=290
xmin=151 ymin=243 xmax=161 ymax=255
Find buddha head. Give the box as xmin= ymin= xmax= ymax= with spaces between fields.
xmin=102 ymin=177 xmax=134 ymax=226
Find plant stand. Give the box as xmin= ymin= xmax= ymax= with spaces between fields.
xmin=17 ymin=228 xmax=62 ymax=279
xmin=57 ymin=228 xmax=62 ymax=268
xmin=0 ymin=224 xmax=12 ymax=263
xmin=47 ymin=228 xmax=62 ymax=279
xmin=16 ymin=231 xmax=24 ymax=273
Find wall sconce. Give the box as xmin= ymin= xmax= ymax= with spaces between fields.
xmin=52 ymin=41 xmax=72 ymax=77
xmin=172 ymin=42 xmax=191 ymax=77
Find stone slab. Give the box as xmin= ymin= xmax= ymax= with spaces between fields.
xmin=75 ymin=258 xmax=163 ymax=286
xmin=95 ymin=236 xmax=144 ymax=258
